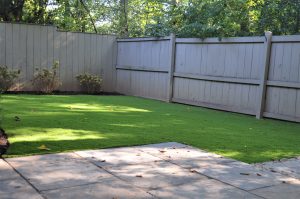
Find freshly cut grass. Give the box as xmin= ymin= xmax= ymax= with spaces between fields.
xmin=1 ymin=94 xmax=300 ymax=163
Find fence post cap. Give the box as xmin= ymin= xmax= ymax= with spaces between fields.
xmin=170 ymin=33 xmax=176 ymax=38
xmin=264 ymin=31 xmax=272 ymax=36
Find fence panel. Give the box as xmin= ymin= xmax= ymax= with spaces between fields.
xmin=116 ymin=35 xmax=300 ymax=122
xmin=264 ymin=36 xmax=300 ymax=122
xmin=0 ymin=22 xmax=117 ymax=92
xmin=1 ymin=22 xmax=300 ymax=122
xmin=172 ymin=38 xmax=265 ymax=115
xmin=116 ymin=38 xmax=171 ymax=101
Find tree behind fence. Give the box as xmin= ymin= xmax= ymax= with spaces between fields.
xmin=0 ymin=22 xmax=299 ymax=122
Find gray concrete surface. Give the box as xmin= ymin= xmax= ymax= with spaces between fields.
xmin=1 ymin=142 xmax=299 ymax=199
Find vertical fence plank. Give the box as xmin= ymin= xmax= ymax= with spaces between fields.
xmin=18 ymin=24 xmax=27 ymax=90
xmin=26 ymin=25 xmax=34 ymax=90
xmin=47 ymin=26 xmax=54 ymax=68
xmin=256 ymin=31 xmax=273 ymax=119
xmin=0 ymin=23 xmax=5 ymax=64
xmin=167 ymin=33 xmax=176 ymax=102
xmin=5 ymin=23 xmax=13 ymax=68
xmin=66 ymin=32 xmax=73 ymax=90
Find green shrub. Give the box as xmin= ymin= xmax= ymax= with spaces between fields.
xmin=0 ymin=66 xmax=20 ymax=92
xmin=32 ymin=61 xmax=61 ymax=94
xmin=76 ymin=73 xmax=102 ymax=94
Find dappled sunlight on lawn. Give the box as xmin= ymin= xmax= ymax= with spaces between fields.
xmin=109 ymin=123 xmax=159 ymax=128
xmin=2 ymin=94 xmax=300 ymax=162
xmin=9 ymin=128 xmax=107 ymax=142
xmin=56 ymin=103 xmax=151 ymax=113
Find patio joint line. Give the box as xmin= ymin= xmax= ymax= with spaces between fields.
xmin=3 ymin=158 xmax=46 ymax=199
xmin=73 ymin=151 xmax=205 ymax=197
xmin=138 ymin=148 xmax=268 ymax=198
xmin=72 ymin=152 xmax=158 ymax=196
xmin=247 ymin=184 xmax=279 ymax=192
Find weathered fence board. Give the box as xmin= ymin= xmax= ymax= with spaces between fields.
xmin=116 ymin=39 xmax=171 ymax=100
xmin=263 ymin=36 xmax=300 ymax=122
xmin=0 ymin=22 xmax=116 ymax=92
xmin=116 ymin=34 xmax=300 ymax=122
xmin=1 ymin=22 xmax=300 ymax=122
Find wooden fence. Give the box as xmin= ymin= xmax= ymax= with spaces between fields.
xmin=116 ymin=33 xmax=300 ymax=122
xmin=1 ymin=22 xmax=299 ymax=122
xmin=0 ymin=22 xmax=117 ymax=92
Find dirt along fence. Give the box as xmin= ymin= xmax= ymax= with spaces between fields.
xmin=116 ymin=33 xmax=300 ymax=123
xmin=0 ymin=22 xmax=117 ymax=92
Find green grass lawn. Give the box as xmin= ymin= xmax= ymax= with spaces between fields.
xmin=1 ymin=94 xmax=300 ymax=163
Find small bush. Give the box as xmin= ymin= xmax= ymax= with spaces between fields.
xmin=76 ymin=73 xmax=102 ymax=94
xmin=0 ymin=66 xmax=20 ymax=92
xmin=32 ymin=61 xmax=61 ymax=94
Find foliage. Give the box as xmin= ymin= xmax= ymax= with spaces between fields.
xmin=0 ymin=0 xmax=299 ymax=37
xmin=32 ymin=61 xmax=61 ymax=94
xmin=0 ymin=65 xmax=19 ymax=130
xmin=0 ymin=66 xmax=20 ymax=93
xmin=76 ymin=73 xmax=103 ymax=94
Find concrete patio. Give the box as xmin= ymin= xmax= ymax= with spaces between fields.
xmin=1 ymin=142 xmax=299 ymax=199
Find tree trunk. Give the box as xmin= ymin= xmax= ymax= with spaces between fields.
xmin=119 ymin=0 xmax=129 ymax=37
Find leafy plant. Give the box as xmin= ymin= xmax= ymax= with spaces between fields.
xmin=0 ymin=66 xmax=20 ymax=93
xmin=76 ymin=73 xmax=102 ymax=94
xmin=32 ymin=61 xmax=61 ymax=94
xmin=0 ymin=66 xmax=20 ymax=133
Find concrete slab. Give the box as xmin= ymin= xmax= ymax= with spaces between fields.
xmin=7 ymin=153 xmax=114 ymax=191
xmin=255 ymin=157 xmax=300 ymax=179
xmin=0 ymin=159 xmax=20 ymax=180
xmin=106 ymin=161 xmax=207 ymax=190
xmin=76 ymin=147 xmax=161 ymax=168
xmin=170 ymin=156 xmax=237 ymax=169
xmin=7 ymin=153 xmax=84 ymax=167
xmin=140 ymin=145 xmax=216 ymax=158
xmin=2 ymin=143 xmax=300 ymax=199
xmin=42 ymin=179 xmax=154 ymax=199
xmin=192 ymin=161 xmax=286 ymax=191
xmin=0 ymin=178 xmax=43 ymax=199
xmin=149 ymin=179 xmax=262 ymax=199
xmin=138 ymin=144 xmax=237 ymax=165
xmin=251 ymin=180 xmax=300 ymax=199
xmin=138 ymin=142 xmax=188 ymax=149
xmin=136 ymin=142 xmax=188 ymax=154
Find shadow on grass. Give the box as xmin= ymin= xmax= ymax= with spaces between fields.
xmin=2 ymin=94 xmax=300 ymax=163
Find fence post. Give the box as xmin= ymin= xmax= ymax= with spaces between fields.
xmin=256 ymin=31 xmax=272 ymax=119
xmin=167 ymin=33 xmax=176 ymax=102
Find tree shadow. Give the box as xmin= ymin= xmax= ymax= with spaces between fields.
xmin=2 ymin=94 xmax=300 ymax=163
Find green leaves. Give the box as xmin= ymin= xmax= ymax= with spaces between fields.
xmin=1 ymin=0 xmax=299 ymax=37
xmin=76 ymin=73 xmax=103 ymax=94
xmin=0 ymin=66 xmax=20 ymax=93
xmin=32 ymin=61 xmax=61 ymax=94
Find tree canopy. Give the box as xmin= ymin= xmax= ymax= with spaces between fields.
xmin=0 ymin=0 xmax=299 ymax=37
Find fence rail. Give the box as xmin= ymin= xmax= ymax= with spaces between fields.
xmin=116 ymin=33 xmax=300 ymax=123
xmin=1 ymin=22 xmax=299 ymax=122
